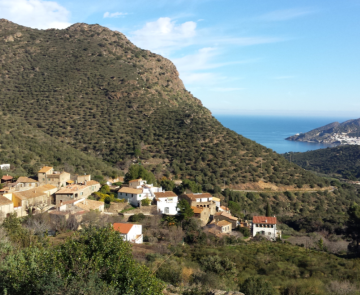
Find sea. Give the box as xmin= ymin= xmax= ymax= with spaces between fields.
xmin=215 ymin=115 xmax=351 ymax=154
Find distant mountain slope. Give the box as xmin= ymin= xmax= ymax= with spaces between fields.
xmin=286 ymin=118 xmax=360 ymax=143
xmin=0 ymin=19 xmax=328 ymax=189
xmin=0 ymin=113 xmax=119 ymax=177
xmin=284 ymin=145 xmax=360 ymax=180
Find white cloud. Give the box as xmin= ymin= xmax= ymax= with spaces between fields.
xmin=0 ymin=0 xmax=71 ymax=29
xmin=103 ymin=11 xmax=128 ymax=18
xmin=130 ymin=17 xmax=197 ymax=55
xmin=257 ymin=8 xmax=314 ymax=21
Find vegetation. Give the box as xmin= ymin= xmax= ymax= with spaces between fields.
xmin=0 ymin=19 xmax=329 ymax=189
xmin=0 ymin=221 xmax=163 ymax=294
xmin=284 ymin=145 xmax=360 ymax=180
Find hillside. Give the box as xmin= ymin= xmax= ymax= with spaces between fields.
xmin=0 ymin=19 xmax=328 ymax=189
xmin=284 ymin=145 xmax=360 ymax=180
xmin=0 ymin=112 xmax=119 ymax=177
xmin=286 ymin=118 xmax=360 ymax=144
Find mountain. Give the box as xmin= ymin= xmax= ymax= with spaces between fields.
xmin=0 ymin=112 xmax=120 ymax=177
xmin=286 ymin=118 xmax=360 ymax=144
xmin=0 ymin=19 xmax=328 ymax=189
xmin=284 ymin=145 xmax=360 ymax=180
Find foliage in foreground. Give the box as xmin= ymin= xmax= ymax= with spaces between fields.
xmin=0 ymin=226 xmax=164 ymax=295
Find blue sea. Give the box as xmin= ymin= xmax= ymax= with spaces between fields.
xmin=215 ymin=115 xmax=352 ymax=154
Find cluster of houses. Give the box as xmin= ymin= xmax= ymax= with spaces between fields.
xmin=114 ymin=178 xmax=281 ymax=243
xmin=0 ymin=163 xmax=281 ymax=243
xmin=0 ymin=166 xmax=102 ymax=221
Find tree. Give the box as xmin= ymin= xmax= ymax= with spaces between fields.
xmin=266 ymin=202 xmax=271 ymax=217
xmin=124 ymin=165 xmax=156 ymax=185
xmin=241 ymin=277 xmax=277 ymax=295
xmin=141 ymin=198 xmax=151 ymax=206
xmin=177 ymin=199 xmax=194 ymax=220
xmin=160 ymin=179 xmax=175 ymax=191
xmin=346 ymin=203 xmax=360 ymax=253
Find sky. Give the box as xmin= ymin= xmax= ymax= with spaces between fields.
xmin=1 ymin=0 xmax=360 ymax=117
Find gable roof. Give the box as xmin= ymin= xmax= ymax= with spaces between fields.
xmin=118 ymin=187 xmax=142 ymax=194
xmin=13 ymin=188 xmax=48 ymax=200
xmin=40 ymin=184 xmax=58 ymax=190
xmin=191 ymin=206 xmax=203 ymax=214
xmin=129 ymin=178 xmax=142 ymax=183
xmin=154 ymin=191 xmax=177 ymax=198
xmin=215 ymin=212 xmax=238 ymax=221
xmin=183 ymin=193 xmax=213 ymax=201
xmin=38 ymin=166 xmax=53 ymax=173
xmin=113 ymin=223 xmax=134 ymax=234
xmin=85 ymin=180 xmax=100 ymax=186
xmin=253 ymin=216 xmax=277 ymax=225
xmin=217 ymin=220 xmax=232 ymax=227
xmin=75 ymin=199 xmax=104 ymax=211
xmin=0 ymin=195 xmax=13 ymax=206
xmin=16 ymin=176 xmax=38 ymax=183
xmin=55 ymin=185 xmax=87 ymax=194
xmin=1 ymin=175 xmax=13 ymax=181
xmin=220 ymin=205 xmax=230 ymax=211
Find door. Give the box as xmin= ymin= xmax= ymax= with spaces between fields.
xmin=164 ymin=207 xmax=169 ymax=214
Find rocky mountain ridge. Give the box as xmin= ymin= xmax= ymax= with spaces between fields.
xmin=286 ymin=118 xmax=360 ymax=144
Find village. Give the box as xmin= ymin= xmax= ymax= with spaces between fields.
xmin=0 ymin=164 xmax=281 ymax=244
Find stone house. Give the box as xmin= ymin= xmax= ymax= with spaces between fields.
xmin=180 ymin=193 xmax=217 ymax=216
xmin=113 ymin=223 xmax=143 ymax=244
xmin=3 ymin=187 xmax=51 ymax=217
xmin=154 ymin=191 xmax=178 ymax=215
xmin=15 ymin=177 xmax=39 ymax=191
xmin=38 ymin=166 xmax=71 ymax=188
xmin=252 ymin=216 xmax=281 ymax=241
xmin=73 ymin=174 xmax=92 ymax=184
xmin=54 ymin=181 xmax=100 ymax=205
xmin=191 ymin=206 xmax=211 ymax=226
xmin=214 ymin=212 xmax=239 ymax=229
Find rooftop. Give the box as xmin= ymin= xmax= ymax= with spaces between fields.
xmin=129 ymin=178 xmax=142 ymax=183
xmin=13 ymin=188 xmax=48 ymax=200
xmin=1 ymin=175 xmax=13 ymax=181
xmin=191 ymin=206 xmax=203 ymax=214
xmin=38 ymin=166 xmax=53 ymax=173
xmin=113 ymin=223 xmax=134 ymax=234
xmin=85 ymin=180 xmax=100 ymax=186
xmin=183 ymin=193 xmax=213 ymax=201
xmin=75 ymin=199 xmax=104 ymax=211
xmin=16 ymin=176 xmax=38 ymax=183
xmin=253 ymin=216 xmax=277 ymax=225
xmin=217 ymin=220 xmax=232 ymax=227
xmin=215 ymin=212 xmax=238 ymax=221
xmin=55 ymin=185 xmax=88 ymax=194
xmin=0 ymin=195 xmax=13 ymax=206
xmin=118 ymin=187 xmax=143 ymax=194
xmin=154 ymin=191 xmax=177 ymax=198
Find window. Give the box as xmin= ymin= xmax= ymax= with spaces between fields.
xmin=268 ymin=232 xmax=271 ymax=236
xmin=165 ymin=207 xmax=169 ymax=214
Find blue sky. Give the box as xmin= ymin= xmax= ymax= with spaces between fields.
xmin=1 ymin=0 xmax=360 ymax=117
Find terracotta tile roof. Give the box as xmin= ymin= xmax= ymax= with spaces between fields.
xmin=216 ymin=212 xmax=238 ymax=221
xmin=129 ymin=178 xmax=142 ymax=183
xmin=75 ymin=199 xmax=104 ymax=211
xmin=0 ymin=195 xmax=13 ymax=206
xmin=217 ymin=220 xmax=232 ymax=227
xmin=220 ymin=206 xmax=230 ymax=211
xmin=85 ymin=180 xmax=100 ymax=186
xmin=40 ymin=184 xmax=57 ymax=190
xmin=253 ymin=216 xmax=277 ymax=225
xmin=56 ymin=199 xmax=78 ymax=207
xmin=38 ymin=166 xmax=53 ymax=173
xmin=183 ymin=193 xmax=213 ymax=201
xmin=191 ymin=206 xmax=203 ymax=214
xmin=1 ymin=175 xmax=13 ymax=181
xmin=16 ymin=176 xmax=38 ymax=183
xmin=118 ymin=187 xmax=142 ymax=194
xmin=13 ymin=188 xmax=48 ymax=200
xmin=55 ymin=185 xmax=87 ymax=194
xmin=154 ymin=191 xmax=177 ymax=198
xmin=0 ymin=187 xmax=10 ymax=192
xmin=113 ymin=223 xmax=134 ymax=234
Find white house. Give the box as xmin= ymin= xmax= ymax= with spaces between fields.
xmin=252 ymin=216 xmax=281 ymax=241
xmin=113 ymin=223 xmax=143 ymax=244
xmin=117 ymin=178 xmax=163 ymax=207
xmin=154 ymin=191 xmax=178 ymax=215
xmin=0 ymin=164 xmax=10 ymax=171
